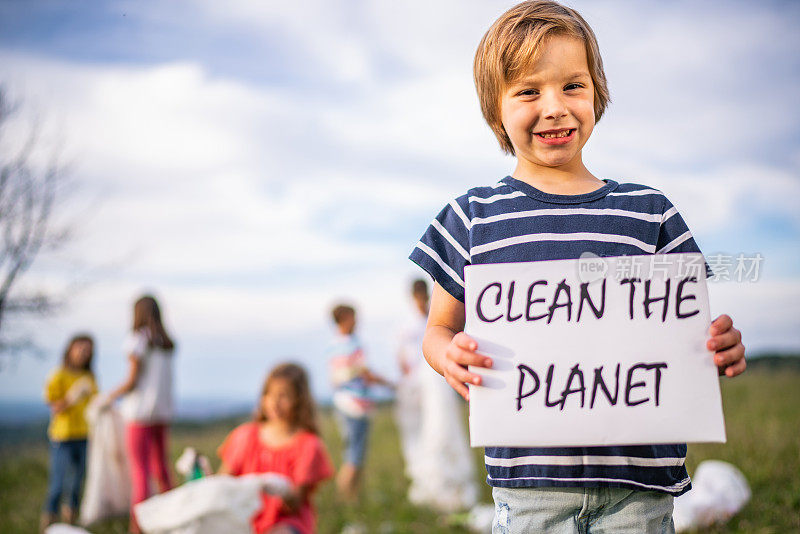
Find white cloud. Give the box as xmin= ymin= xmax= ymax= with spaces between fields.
xmin=708 ymin=279 xmax=800 ymax=352
xmin=582 ymin=160 xmax=800 ymax=237
xmin=0 ymin=54 xmax=457 ymax=280
xmin=585 ymin=0 xmax=800 ymax=165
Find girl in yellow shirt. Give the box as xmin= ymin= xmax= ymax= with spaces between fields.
xmin=41 ymin=334 xmax=98 ymax=530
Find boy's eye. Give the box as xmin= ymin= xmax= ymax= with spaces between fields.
xmin=565 ymin=83 xmax=584 ymax=91
xmin=517 ymin=89 xmax=539 ymax=97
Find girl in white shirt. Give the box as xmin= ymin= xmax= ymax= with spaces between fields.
xmin=109 ymin=295 xmax=176 ymax=533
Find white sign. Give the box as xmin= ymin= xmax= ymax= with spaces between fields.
xmin=465 ymin=253 xmax=726 ymax=447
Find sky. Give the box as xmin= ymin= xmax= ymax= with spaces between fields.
xmin=0 ymin=0 xmax=798 ymax=405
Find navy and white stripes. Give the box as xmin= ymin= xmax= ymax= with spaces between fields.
xmin=482 ymin=444 xmax=691 ymax=494
xmin=409 ymin=176 xmax=705 ymax=496
xmin=411 ymin=177 xmax=705 ymax=305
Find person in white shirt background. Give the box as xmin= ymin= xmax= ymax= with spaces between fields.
xmin=395 ymin=279 xmax=478 ymax=513
xmin=107 ymin=295 xmax=176 ymax=533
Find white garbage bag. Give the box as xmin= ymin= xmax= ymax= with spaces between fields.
xmin=79 ymin=396 xmax=131 ymax=526
xmin=673 ymin=460 xmax=751 ymax=532
xmin=64 ymin=376 xmax=95 ymax=405
xmin=467 ymin=503 xmax=496 ymax=532
xmin=45 ymin=524 xmax=92 ymax=534
xmin=134 ymin=473 xmax=292 ymax=534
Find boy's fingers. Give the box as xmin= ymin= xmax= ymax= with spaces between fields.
xmin=453 ymin=332 xmax=478 ymax=351
xmin=445 ymin=374 xmax=469 ymax=400
xmin=448 ymin=345 xmax=492 ymax=368
xmin=447 ymin=361 xmax=483 ymax=387
xmin=709 ymin=314 xmax=733 ymax=336
xmin=724 ymin=358 xmax=747 ymax=377
xmin=714 ymin=344 xmax=745 ymax=368
xmin=707 ymin=327 xmax=742 ymax=352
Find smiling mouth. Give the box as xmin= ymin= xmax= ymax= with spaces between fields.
xmin=535 ymin=128 xmax=576 ymax=139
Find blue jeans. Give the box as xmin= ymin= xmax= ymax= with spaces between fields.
xmin=492 ymin=486 xmax=675 ymax=534
xmin=45 ymin=439 xmax=87 ymax=514
xmin=336 ymin=412 xmax=370 ymax=466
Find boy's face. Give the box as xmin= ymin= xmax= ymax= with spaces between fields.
xmin=500 ymin=34 xmax=595 ymax=175
xmin=338 ymin=312 xmax=356 ymax=334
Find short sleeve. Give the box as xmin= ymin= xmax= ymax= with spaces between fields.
xmin=409 ymin=196 xmax=471 ymax=302
xmin=217 ymin=423 xmax=256 ymax=476
xmin=89 ymin=374 xmax=99 ymax=396
xmin=123 ymin=329 xmax=149 ymax=359
xmin=656 ymin=197 xmax=713 ymax=278
xmin=43 ymin=369 xmax=63 ymax=403
xmin=292 ymin=434 xmax=334 ymax=489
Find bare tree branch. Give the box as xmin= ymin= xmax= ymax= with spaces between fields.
xmin=0 ymin=86 xmax=72 ymax=362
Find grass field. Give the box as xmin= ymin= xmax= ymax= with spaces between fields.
xmin=1 ymin=369 xmax=798 ymax=533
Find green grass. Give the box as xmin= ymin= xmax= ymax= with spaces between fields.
xmin=1 ymin=370 xmax=798 ymax=533
xmin=684 ymin=370 xmax=800 ymax=533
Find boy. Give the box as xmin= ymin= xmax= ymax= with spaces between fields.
xmin=326 ymin=303 xmax=388 ymax=500
xmin=409 ymin=1 xmax=746 ymax=532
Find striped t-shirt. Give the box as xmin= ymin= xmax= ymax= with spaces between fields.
xmin=409 ymin=176 xmax=706 ymax=496
xmin=327 ymin=334 xmax=375 ymax=418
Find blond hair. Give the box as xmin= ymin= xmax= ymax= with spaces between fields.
xmin=474 ymin=0 xmax=610 ymax=155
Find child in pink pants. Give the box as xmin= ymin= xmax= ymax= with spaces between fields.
xmin=109 ymin=295 xmax=176 ymax=533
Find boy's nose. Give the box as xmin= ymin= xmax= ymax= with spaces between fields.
xmin=541 ymin=92 xmax=568 ymax=120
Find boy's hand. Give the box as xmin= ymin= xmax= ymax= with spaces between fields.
xmin=364 ymin=369 xmax=393 ymax=388
xmin=425 ymin=282 xmax=493 ymax=401
xmin=443 ymin=332 xmax=493 ymax=401
xmin=707 ymin=314 xmax=746 ymax=377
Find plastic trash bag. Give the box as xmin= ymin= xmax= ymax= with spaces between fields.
xmin=79 ymin=395 xmax=131 ymax=526
xmin=64 ymin=376 xmax=94 ymax=405
xmin=444 ymin=503 xmax=497 ymax=532
xmin=134 ymin=473 xmax=292 ymax=534
xmin=673 ymin=460 xmax=751 ymax=532
xmin=45 ymin=523 xmax=92 ymax=534
xmin=466 ymin=503 xmax=496 ymax=532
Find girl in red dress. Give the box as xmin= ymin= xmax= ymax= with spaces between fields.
xmin=218 ymin=363 xmax=334 ymax=534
